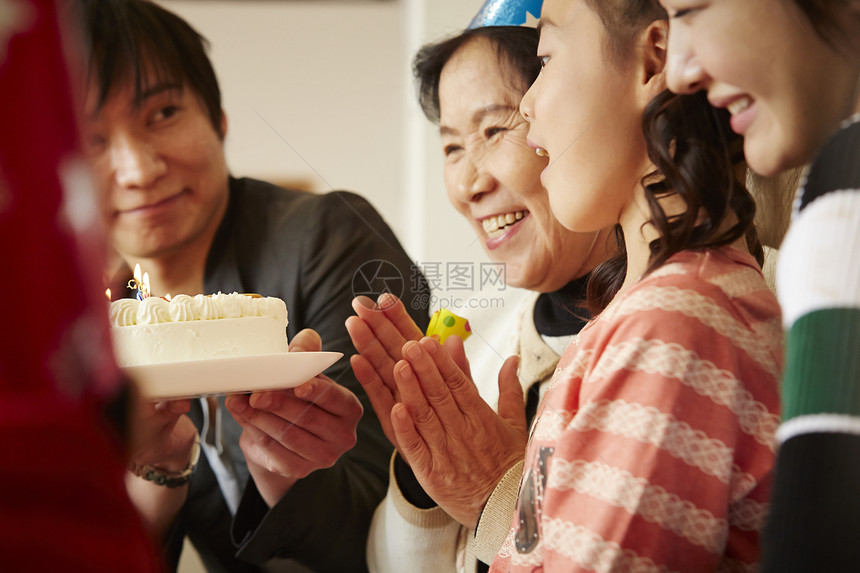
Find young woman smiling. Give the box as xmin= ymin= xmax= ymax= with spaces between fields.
xmin=659 ymin=1 xmax=860 ymax=570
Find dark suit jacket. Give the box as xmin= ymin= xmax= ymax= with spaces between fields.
xmin=159 ymin=177 xmax=430 ymax=572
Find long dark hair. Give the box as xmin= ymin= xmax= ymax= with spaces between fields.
xmin=586 ymin=91 xmax=763 ymax=314
xmin=644 ymin=90 xmax=762 ymax=265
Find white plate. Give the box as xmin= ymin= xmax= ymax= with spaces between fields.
xmin=123 ymin=352 xmax=343 ymax=400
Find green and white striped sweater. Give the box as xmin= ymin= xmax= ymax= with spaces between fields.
xmin=762 ymin=113 xmax=860 ymax=572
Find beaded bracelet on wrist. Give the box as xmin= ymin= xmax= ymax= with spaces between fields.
xmin=128 ymin=433 xmax=201 ymax=488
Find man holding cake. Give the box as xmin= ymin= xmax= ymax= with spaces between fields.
xmin=73 ymin=0 xmax=430 ymax=571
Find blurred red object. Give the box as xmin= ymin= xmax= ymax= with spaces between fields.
xmin=0 ymin=1 xmax=161 ymax=570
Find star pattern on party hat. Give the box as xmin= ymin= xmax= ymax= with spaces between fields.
xmin=468 ymin=0 xmax=543 ymax=29
xmin=0 ymin=0 xmax=35 ymax=61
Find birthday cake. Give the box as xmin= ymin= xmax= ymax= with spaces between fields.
xmin=109 ymin=293 xmax=289 ymax=367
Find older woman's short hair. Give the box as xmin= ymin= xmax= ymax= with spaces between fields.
xmin=413 ymin=26 xmax=540 ymax=124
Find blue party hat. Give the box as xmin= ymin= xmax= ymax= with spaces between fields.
xmin=468 ymin=0 xmax=543 ymax=29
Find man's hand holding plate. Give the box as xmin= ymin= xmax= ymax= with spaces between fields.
xmin=225 ymin=329 xmax=363 ymax=507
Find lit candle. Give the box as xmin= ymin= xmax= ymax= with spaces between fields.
xmin=127 ymin=263 xmax=151 ymax=300
xmin=105 ymin=288 xmax=111 ymax=301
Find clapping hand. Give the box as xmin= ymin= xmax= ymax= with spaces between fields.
xmin=225 ymin=329 xmax=364 ymax=508
xmin=391 ymin=336 xmax=528 ymax=528
xmin=345 ymin=293 xmax=424 ymax=453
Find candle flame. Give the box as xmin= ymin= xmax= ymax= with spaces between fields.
xmin=105 ymin=288 xmax=111 ymax=301
xmin=165 ymin=293 xmax=172 ymax=301
xmin=129 ymin=264 xmax=151 ymax=299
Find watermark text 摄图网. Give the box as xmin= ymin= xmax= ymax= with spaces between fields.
xmin=352 ymin=259 xmax=508 ymax=310
xmin=410 ymin=261 xmax=507 ymax=293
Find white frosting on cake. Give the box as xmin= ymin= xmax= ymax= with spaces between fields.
xmin=110 ymin=293 xmax=289 ymax=367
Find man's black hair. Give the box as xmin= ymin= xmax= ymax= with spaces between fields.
xmin=74 ymin=0 xmax=223 ymax=136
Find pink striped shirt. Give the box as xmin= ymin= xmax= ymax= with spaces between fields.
xmin=491 ymin=247 xmax=782 ymax=572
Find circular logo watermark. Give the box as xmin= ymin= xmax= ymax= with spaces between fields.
xmin=352 ymin=260 xmax=405 ymax=306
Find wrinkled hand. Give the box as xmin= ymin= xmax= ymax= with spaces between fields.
xmin=391 ymin=336 xmax=528 ymax=528
xmin=225 ymin=329 xmax=364 ymax=507
xmin=130 ymin=395 xmax=197 ymax=472
xmin=345 ymin=293 xmax=424 ymax=454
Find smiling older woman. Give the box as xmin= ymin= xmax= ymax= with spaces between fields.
xmin=345 ymin=23 xmax=614 ymax=573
